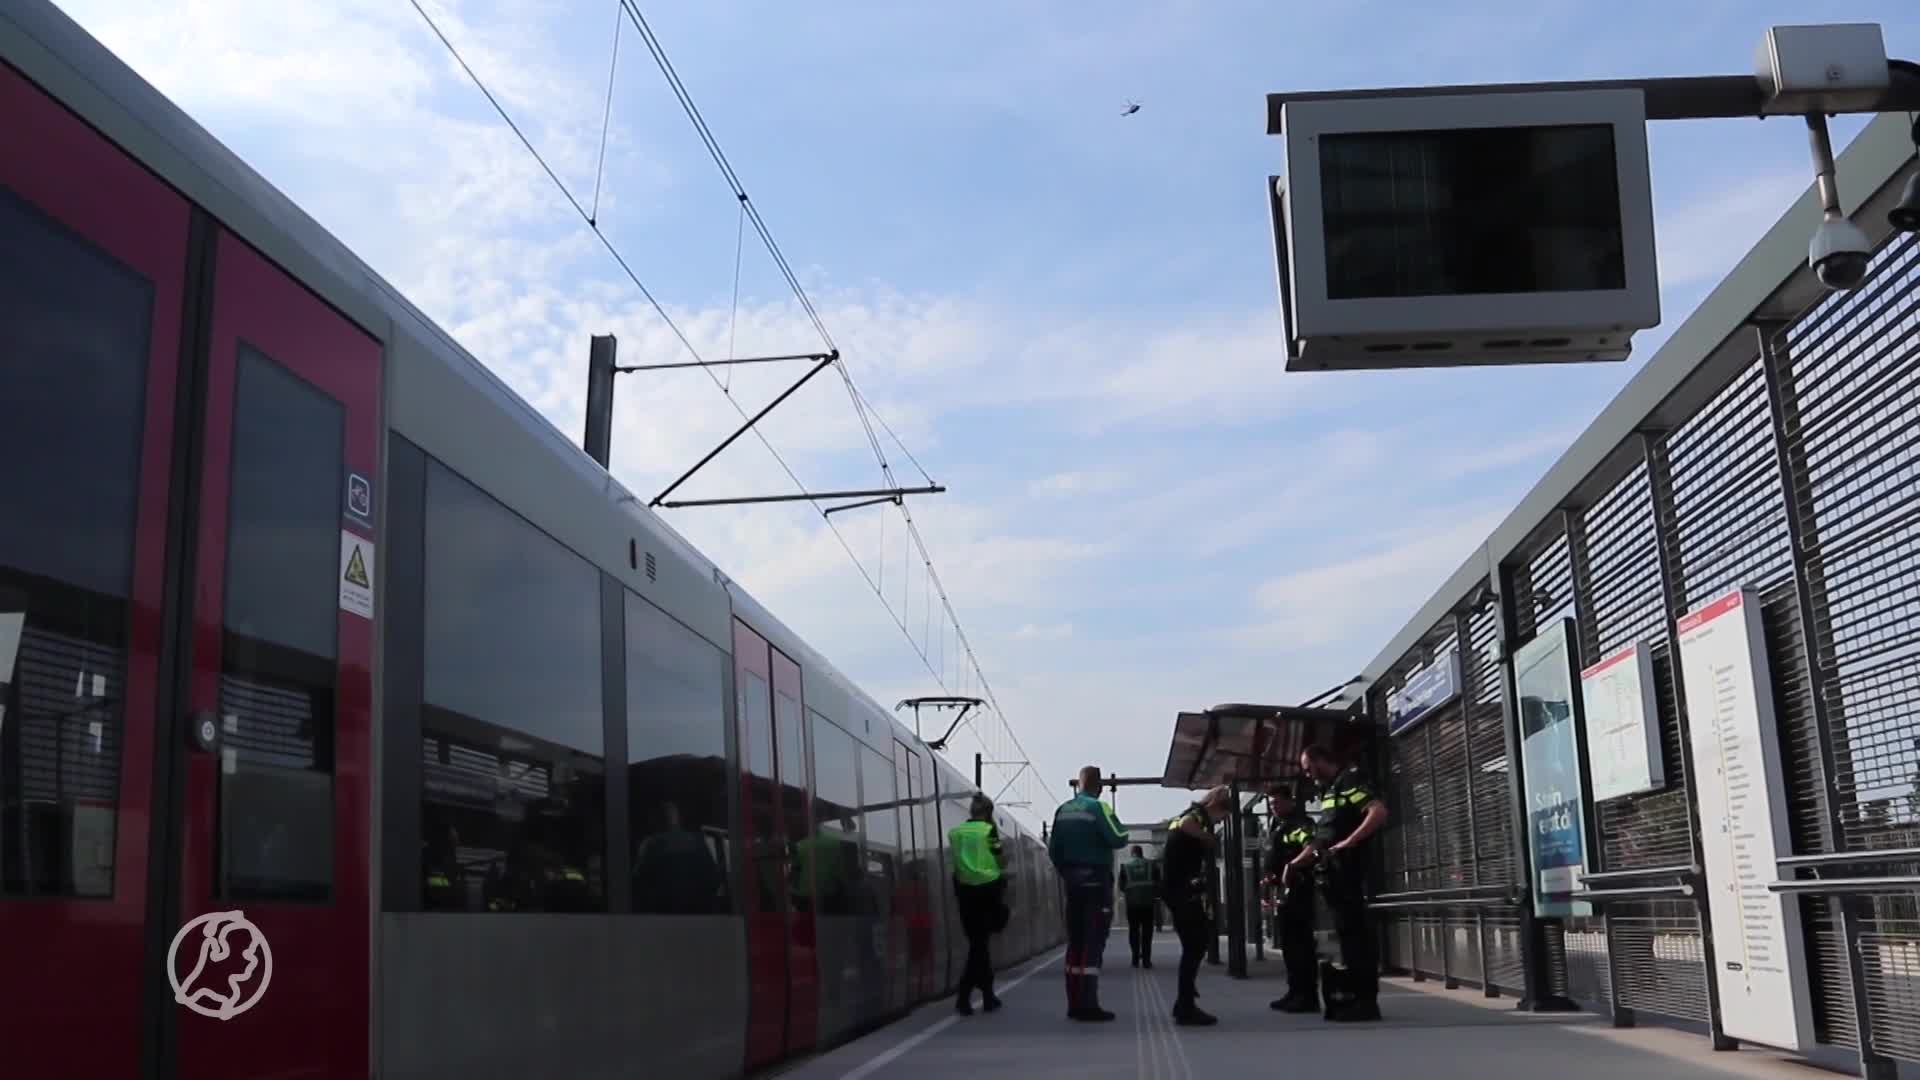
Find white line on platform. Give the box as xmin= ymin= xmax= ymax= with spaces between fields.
xmin=837 ymin=950 xmax=1064 ymax=1080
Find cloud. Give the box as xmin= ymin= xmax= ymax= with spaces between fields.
xmin=1237 ymin=506 xmax=1507 ymax=653
xmin=54 ymin=0 xmax=1889 ymax=833
xmin=1654 ymin=170 xmax=1810 ymax=291
xmin=1427 ymin=426 xmax=1582 ymax=481
xmin=1028 ymin=469 xmax=1129 ymax=497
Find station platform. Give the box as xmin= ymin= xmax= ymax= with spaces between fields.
xmin=775 ymin=944 xmax=1839 ymax=1080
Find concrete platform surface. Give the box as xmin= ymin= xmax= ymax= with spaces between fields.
xmin=773 ymin=948 xmax=1854 ymax=1080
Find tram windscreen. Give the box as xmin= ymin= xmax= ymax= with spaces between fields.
xmin=1317 ymin=123 xmax=1627 ymax=299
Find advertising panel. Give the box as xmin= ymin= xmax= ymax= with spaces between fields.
xmin=1515 ymin=617 xmax=1591 ymax=919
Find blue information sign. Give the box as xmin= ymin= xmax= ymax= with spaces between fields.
xmin=1386 ymin=646 xmax=1461 ymax=738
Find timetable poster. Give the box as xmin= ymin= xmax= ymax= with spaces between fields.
xmin=1579 ymin=640 xmax=1664 ymax=802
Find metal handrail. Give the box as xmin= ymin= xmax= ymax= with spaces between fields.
xmin=1578 ymin=864 xmax=1696 ymax=885
xmin=1568 ymin=884 xmax=1694 ymax=901
xmin=1372 ymin=884 xmax=1514 ymax=904
xmin=1776 ymin=849 xmax=1920 ymax=870
xmin=1368 ymin=896 xmax=1519 ymax=911
xmin=1768 ymin=876 xmax=1920 ymax=896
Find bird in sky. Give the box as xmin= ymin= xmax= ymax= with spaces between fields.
xmin=1122 ymin=100 xmax=1141 ymax=116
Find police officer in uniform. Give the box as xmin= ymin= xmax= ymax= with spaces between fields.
xmin=1163 ymin=785 xmax=1231 ymax=1027
xmin=1263 ymin=783 xmax=1319 ymax=1013
xmin=949 ymin=793 xmax=1008 ymax=1016
xmin=1280 ymin=743 xmax=1388 ymax=1022
xmin=1119 ymin=845 xmax=1160 ymax=968
xmin=1049 ymin=765 xmax=1130 ymax=1021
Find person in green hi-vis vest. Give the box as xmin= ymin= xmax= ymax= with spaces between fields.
xmin=1118 ymin=845 xmax=1161 ymax=968
xmin=1049 ymin=766 xmax=1129 ymax=1022
xmin=948 ymin=792 xmax=1008 ymax=1016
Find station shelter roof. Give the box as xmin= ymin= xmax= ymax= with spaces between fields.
xmin=1159 ymin=702 xmax=1365 ymax=793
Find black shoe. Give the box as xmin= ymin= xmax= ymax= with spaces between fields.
xmin=983 ymin=994 xmax=1002 ymax=1013
xmin=1270 ymin=994 xmax=1319 ymax=1014
xmin=1327 ymin=1000 xmax=1381 ymax=1023
xmin=1069 ymin=1007 xmax=1118 ymax=1022
xmin=956 ymin=994 xmax=973 ymax=1017
xmin=1173 ymin=1004 xmax=1218 ymax=1026
xmin=1143 ymin=959 xmax=1153 ymax=969
xmin=1130 ymin=956 xmax=1139 ymax=968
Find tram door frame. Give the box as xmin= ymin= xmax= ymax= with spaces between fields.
xmin=0 ymin=57 xmax=379 ymax=1079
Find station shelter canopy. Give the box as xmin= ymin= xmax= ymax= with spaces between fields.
xmin=1159 ymin=703 xmax=1362 ymax=793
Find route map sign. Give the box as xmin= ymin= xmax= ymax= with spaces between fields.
xmin=1676 ymin=588 xmax=1814 ymax=1051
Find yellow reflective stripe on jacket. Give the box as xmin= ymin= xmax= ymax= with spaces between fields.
xmin=949 ymin=820 xmax=1003 ymax=885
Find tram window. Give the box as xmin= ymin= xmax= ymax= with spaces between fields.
xmin=774 ymin=682 xmax=811 ymax=896
xmin=217 ymin=348 xmax=342 ymax=902
xmin=624 ymin=593 xmax=731 ymax=916
xmin=860 ymin=748 xmax=897 ymax=906
xmin=0 ymin=190 xmax=152 ymax=898
xmin=419 ymin=461 xmax=606 ymax=913
xmin=806 ymin=711 xmax=861 ymax=916
xmin=739 ymin=670 xmax=781 ymax=911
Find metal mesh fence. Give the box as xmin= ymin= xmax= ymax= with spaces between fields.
xmin=1363 ymin=155 xmax=1919 ymax=1062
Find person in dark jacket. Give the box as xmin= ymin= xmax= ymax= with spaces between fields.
xmin=1049 ymin=765 xmax=1129 ymax=1021
xmin=1279 ymin=743 xmax=1390 ymax=1022
xmin=1163 ymin=785 xmax=1231 ymax=1026
xmin=1263 ymin=783 xmax=1319 ymax=1013
xmin=1118 ymin=845 xmax=1161 ymax=968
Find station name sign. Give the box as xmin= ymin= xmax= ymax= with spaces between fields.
xmin=1387 ymin=646 xmax=1462 ymax=737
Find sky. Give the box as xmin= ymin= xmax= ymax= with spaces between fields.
xmin=52 ymin=0 xmax=1920 ymax=827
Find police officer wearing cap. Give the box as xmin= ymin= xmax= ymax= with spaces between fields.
xmin=1162 ymin=785 xmax=1231 ymax=1027
xmin=1263 ymin=782 xmax=1320 ymax=1014
xmin=1280 ymin=742 xmax=1389 ymax=1022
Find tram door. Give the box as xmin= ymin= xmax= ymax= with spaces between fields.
xmin=733 ymin=622 xmax=821 ymax=1066
xmin=0 ymin=59 xmax=378 ymax=1078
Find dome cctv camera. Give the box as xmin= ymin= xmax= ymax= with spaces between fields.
xmin=1809 ymin=214 xmax=1872 ymax=291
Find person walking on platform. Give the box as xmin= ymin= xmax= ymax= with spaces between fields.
xmin=1263 ymin=783 xmax=1320 ymax=1014
xmin=1163 ymin=785 xmax=1231 ymax=1026
xmin=1119 ymin=845 xmax=1160 ymax=968
xmin=1280 ymin=743 xmax=1389 ymax=1022
xmin=1049 ymin=765 xmax=1129 ymax=1021
xmin=949 ymin=793 xmax=1009 ymax=1016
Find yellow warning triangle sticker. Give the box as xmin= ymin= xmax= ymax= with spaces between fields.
xmin=344 ymin=544 xmax=371 ymax=588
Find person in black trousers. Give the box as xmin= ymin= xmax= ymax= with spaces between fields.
xmin=1281 ymin=743 xmax=1390 ymax=1022
xmin=1263 ymin=783 xmax=1320 ymax=1013
xmin=1118 ymin=845 xmax=1160 ymax=968
xmin=949 ymin=793 xmax=1008 ymax=1015
xmin=1162 ymin=785 xmax=1231 ymax=1026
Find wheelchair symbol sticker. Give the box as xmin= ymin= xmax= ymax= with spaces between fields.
xmin=168 ymin=909 xmax=274 ymax=1021
xmin=345 ymin=472 xmax=373 ymax=525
